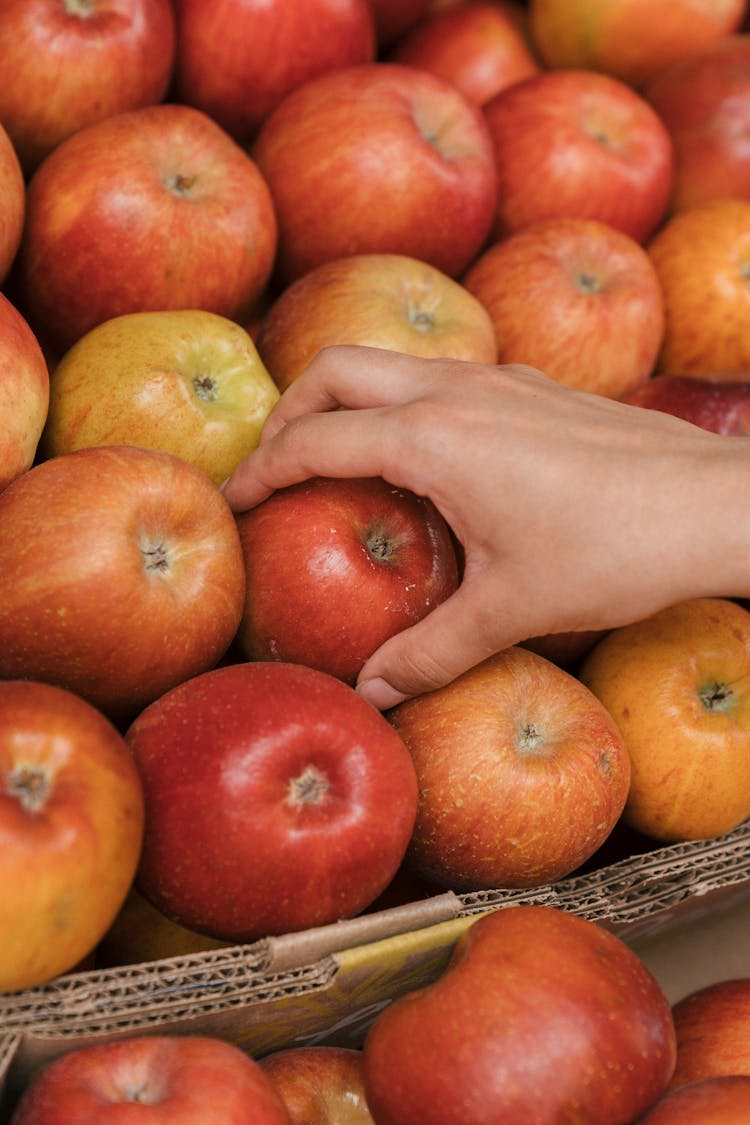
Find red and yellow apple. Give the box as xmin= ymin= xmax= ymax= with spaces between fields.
xmin=260 ymin=1047 xmax=373 ymax=1124
xmin=621 ymin=373 xmax=750 ymax=434
xmin=0 ymin=292 xmax=49 ymax=493
xmin=669 ymin=978 xmax=750 ymax=1089
xmin=638 ymin=1075 xmax=750 ymax=1123
xmin=0 ymin=120 xmax=24 ymax=283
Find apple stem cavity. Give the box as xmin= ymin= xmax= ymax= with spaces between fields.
xmin=699 ymin=681 xmax=734 ymax=712
xmin=141 ymin=540 xmax=170 ymax=574
xmin=365 ymin=530 xmax=395 ymax=563
xmin=7 ymin=765 xmax=51 ymax=814
xmin=576 ymin=271 xmax=601 ymax=294
xmin=192 ymin=374 xmax=219 ymax=402
xmin=64 ymin=0 xmax=97 ymax=17
xmin=164 ymin=172 xmax=197 ymax=197
xmin=407 ymin=305 xmax=435 ymax=333
xmin=518 ymin=722 xmax=545 ymax=753
xmin=287 ymin=765 xmax=330 ymax=808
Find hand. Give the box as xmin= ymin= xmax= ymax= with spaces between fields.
xmin=222 ymin=346 xmax=750 ymax=707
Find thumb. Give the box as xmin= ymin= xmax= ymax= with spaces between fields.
xmin=355 ymin=581 xmax=519 ymax=709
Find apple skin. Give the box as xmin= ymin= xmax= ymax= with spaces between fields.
xmin=391 ymin=0 xmax=539 ymax=107
xmin=95 ymin=886 xmax=230 ymax=968
xmin=362 ymin=904 xmax=677 ymax=1125
xmin=528 ymin=0 xmax=746 ymax=90
xmin=387 ymin=645 xmax=631 ymax=891
xmin=126 ymin=661 xmax=419 ymax=942
xmin=638 ymin=1075 xmax=750 ymax=1123
xmin=482 ymin=67 xmax=674 ymax=244
xmin=668 ymin=978 xmax=750 ymax=1089
xmin=621 ymin=373 xmax=750 ymax=434
xmin=580 ymin=597 xmax=750 ymax=843
xmin=0 ymin=0 xmax=176 ymax=176
xmin=648 ymin=200 xmax=750 ymax=377
xmin=0 ymin=120 xmax=24 ymax=284
xmin=259 ymin=1047 xmax=374 ymax=1125
xmin=42 ymin=309 xmax=280 ymax=486
xmin=0 ymin=445 xmax=246 ymax=720
xmin=19 ymin=103 xmax=278 ymax=354
xmin=645 ymin=35 xmax=750 ymax=214
xmin=255 ymin=253 xmax=497 ymax=392
xmin=0 ymin=292 xmax=50 ymax=494
xmin=462 ymin=217 xmax=664 ymax=399
xmin=235 ymin=476 xmax=459 ymax=685
xmin=371 ymin=0 xmax=432 ymax=47
xmin=9 ymin=1036 xmax=293 ymax=1124
xmin=251 ymin=62 xmax=498 ymax=284
xmin=0 ymin=680 xmax=144 ymax=992
xmin=173 ymin=0 xmax=375 ymax=145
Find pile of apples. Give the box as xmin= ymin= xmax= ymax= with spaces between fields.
xmin=4 ymin=0 xmax=750 ymax=1121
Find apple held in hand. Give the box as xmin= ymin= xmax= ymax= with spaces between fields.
xmin=0 ymin=680 xmax=144 ymax=992
xmin=638 ymin=1075 xmax=750 ymax=1123
xmin=387 ymin=645 xmax=630 ymax=890
xmin=0 ymin=445 xmax=246 ymax=719
xmin=580 ymin=597 xmax=750 ymax=842
xmin=126 ymin=661 xmax=419 ymax=941
xmin=255 ymin=253 xmax=497 ymax=392
xmin=0 ymin=293 xmax=49 ymax=493
xmin=20 ymin=103 xmax=278 ymax=354
xmin=9 ymin=1036 xmax=292 ymax=1124
xmin=669 ymin=978 xmax=750 ymax=1089
xmin=235 ymin=476 xmax=459 ymax=685
xmin=362 ymin=904 xmax=676 ymax=1125
xmin=621 ymin=373 xmax=750 ymax=434
xmin=251 ymin=62 xmax=498 ymax=283
xmin=260 ymin=1046 xmax=374 ymax=1124
xmin=462 ymin=217 xmax=664 ymax=398
xmin=42 ymin=309 xmax=280 ymax=486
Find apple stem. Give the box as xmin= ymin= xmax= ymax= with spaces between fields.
xmin=699 ymin=682 xmax=733 ymax=712
xmin=287 ymin=765 xmax=330 ymax=807
xmin=6 ymin=765 xmax=51 ymax=814
xmin=518 ymin=722 xmax=544 ymax=753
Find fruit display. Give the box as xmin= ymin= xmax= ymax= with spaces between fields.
xmin=3 ymin=1 xmax=750 ymax=1120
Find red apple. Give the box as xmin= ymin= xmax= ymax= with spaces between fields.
xmin=173 ymin=0 xmax=375 ymax=144
xmin=0 ymin=293 xmax=49 ymax=493
xmin=646 ymin=35 xmax=750 ymax=213
xmin=251 ymin=62 xmax=498 ymax=284
xmin=19 ymin=103 xmax=278 ymax=354
xmin=0 ymin=445 xmax=246 ymax=719
xmin=669 ymin=978 xmax=750 ymax=1089
xmin=387 ymin=645 xmax=631 ymax=890
xmin=0 ymin=679 xmax=144 ymax=992
xmin=255 ymin=253 xmax=498 ymax=392
xmin=234 ymin=476 xmax=459 ymax=685
xmin=126 ymin=661 xmax=419 ymax=941
xmin=638 ymin=1075 xmax=750 ymax=1123
xmin=621 ymin=373 xmax=750 ymax=434
xmin=9 ymin=1036 xmax=292 ymax=1124
xmin=462 ymin=217 xmax=664 ymax=398
xmin=0 ymin=0 xmax=175 ymax=176
xmin=362 ymin=904 xmax=677 ymax=1124
xmin=260 ymin=1047 xmax=373 ymax=1124
xmin=391 ymin=0 xmax=540 ymax=107
xmin=371 ymin=0 xmax=432 ymax=47
xmin=0 ymin=120 xmax=24 ymax=283
xmin=483 ymin=67 xmax=674 ymax=243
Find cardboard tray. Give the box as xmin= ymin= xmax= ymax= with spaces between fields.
xmin=2 ymin=818 xmax=749 ymax=1113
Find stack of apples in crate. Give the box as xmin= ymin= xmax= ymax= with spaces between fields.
xmin=4 ymin=0 xmax=750 ymax=1120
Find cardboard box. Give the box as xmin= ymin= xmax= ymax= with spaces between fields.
xmin=2 ymin=819 xmax=749 ymax=1114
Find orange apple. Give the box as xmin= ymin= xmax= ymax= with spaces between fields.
xmin=0 ymin=120 xmax=24 ymax=284
xmin=669 ymin=978 xmax=750 ymax=1089
xmin=0 ymin=292 xmax=50 ymax=494
xmin=580 ymin=597 xmax=750 ymax=842
xmin=462 ymin=217 xmax=664 ymax=398
xmin=528 ymin=0 xmax=746 ymax=90
xmin=96 ymin=886 xmax=230 ymax=968
xmin=255 ymin=253 xmax=497 ymax=392
xmin=648 ymin=199 xmax=750 ymax=377
xmin=387 ymin=645 xmax=631 ymax=891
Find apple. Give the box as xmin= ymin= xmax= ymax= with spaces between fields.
xmin=520 ymin=628 xmax=607 ymax=670
xmin=259 ymin=1047 xmax=373 ymax=1124
xmin=95 ymin=886 xmax=230 ymax=968
xmin=621 ymin=373 xmax=750 ymax=434
xmin=647 ymin=199 xmax=750 ymax=377
xmin=9 ymin=1036 xmax=292 ymax=1124
xmin=638 ymin=1075 xmax=750 ymax=1123
xmin=462 ymin=217 xmax=664 ymax=398
xmin=0 ymin=444 xmax=246 ymax=720
xmin=19 ymin=103 xmax=278 ymax=354
xmin=42 ymin=309 xmax=280 ymax=486
xmin=390 ymin=1 xmax=539 ymax=107
xmin=527 ymin=0 xmax=746 ymax=90
xmin=125 ymin=661 xmax=419 ymax=941
xmin=234 ymin=476 xmax=459 ymax=685
xmin=387 ymin=645 xmax=630 ymax=890
xmin=0 ymin=293 xmax=50 ymax=494
xmin=580 ymin=597 xmax=750 ymax=842
xmin=371 ymin=0 xmax=432 ymax=47
xmin=0 ymin=0 xmax=176 ymax=176
xmin=668 ymin=978 xmax=750 ymax=1089
xmin=361 ymin=904 xmax=677 ymax=1125
xmin=173 ymin=0 xmax=375 ymax=145
xmin=645 ymin=35 xmax=750 ymax=214
xmin=255 ymin=253 xmax=497 ymax=392
xmin=0 ymin=120 xmax=24 ymax=284
xmin=0 ymin=679 xmax=144 ymax=992
xmin=482 ymin=67 xmax=674 ymax=243
xmin=251 ymin=62 xmax=498 ymax=284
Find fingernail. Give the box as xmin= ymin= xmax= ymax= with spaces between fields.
xmin=356 ymin=678 xmax=409 ymax=711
